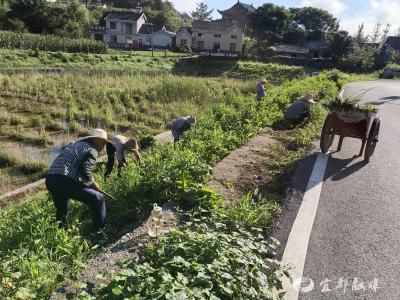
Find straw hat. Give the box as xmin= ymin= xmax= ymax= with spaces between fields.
xmin=260 ymin=78 xmax=267 ymax=83
xmin=123 ymin=138 xmax=138 ymax=151
xmin=303 ymin=94 xmax=317 ymax=104
xmin=78 ymin=128 xmax=112 ymax=143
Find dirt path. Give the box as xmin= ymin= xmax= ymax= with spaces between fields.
xmin=208 ymin=127 xmax=274 ymax=201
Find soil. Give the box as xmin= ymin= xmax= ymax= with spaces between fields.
xmin=208 ymin=127 xmax=274 ymax=201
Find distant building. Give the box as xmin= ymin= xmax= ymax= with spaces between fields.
xmin=89 ymin=6 xmax=174 ymax=49
xmin=268 ymin=44 xmax=311 ymax=59
xmin=175 ymin=1 xmax=251 ymax=54
xmin=191 ymin=20 xmax=244 ymax=53
xmin=176 ymin=27 xmax=193 ymax=48
xmin=218 ymin=1 xmax=255 ymax=29
xmin=268 ymin=41 xmax=327 ymax=59
xmin=381 ymin=36 xmax=400 ymax=62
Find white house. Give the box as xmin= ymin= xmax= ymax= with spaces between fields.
xmin=89 ymin=8 xmax=174 ymax=49
xmin=176 ymin=28 xmax=193 ymax=48
xmin=152 ymin=27 xmax=175 ymax=48
xmin=176 ymin=20 xmax=244 ymax=54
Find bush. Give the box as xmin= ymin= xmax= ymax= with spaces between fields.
xmin=0 ymin=31 xmax=107 ymax=54
xmin=95 ymin=217 xmax=283 ymax=300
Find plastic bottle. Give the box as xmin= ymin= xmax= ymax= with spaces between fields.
xmin=147 ymin=203 xmax=163 ymax=238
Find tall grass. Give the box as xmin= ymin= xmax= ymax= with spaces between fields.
xmin=0 ymin=31 xmax=108 ymax=53
xmin=0 ymin=73 xmax=254 ymax=142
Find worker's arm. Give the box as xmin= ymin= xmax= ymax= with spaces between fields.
xmin=104 ymin=143 xmax=116 ymax=178
xmin=132 ymin=149 xmax=141 ymax=164
xmin=305 ymin=103 xmax=312 ymax=118
xmin=80 ymin=149 xmax=98 ymax=187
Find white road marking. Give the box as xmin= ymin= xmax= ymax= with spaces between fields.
xmin=281 ymin=152 xmax=329 ymax=299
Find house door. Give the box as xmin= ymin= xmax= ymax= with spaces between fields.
xmin=198 ymin=41 xmax=204 ymax=49
xmin=230 ymin=43 xmax=236 ymax=52
xmin=213 ymin=42 xmax=220 ymax=52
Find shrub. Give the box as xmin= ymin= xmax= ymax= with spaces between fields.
xmin=95 ymin=218 xmax=283 ymax=300
xmin=0 ymin=31 xmax=108 ymax=53
xmin=0 ymin=152 xmax=18 ymax=167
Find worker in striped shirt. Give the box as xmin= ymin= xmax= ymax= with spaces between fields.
xmin=45 ymin=129 xmax=111 ymax=230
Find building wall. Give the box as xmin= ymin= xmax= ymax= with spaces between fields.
xmin=152 ymin=32 xmax=173 ymax=47
xmin=176 ymin=31 xmax=192 ymax=47
xmin=192 ymin=26 xmax=244 ymax=53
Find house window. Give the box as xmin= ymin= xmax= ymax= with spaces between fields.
xmin=198 ymin=32 xmax=204 ymax=38
xmin=125 ymin=23 xmax=133 ymax=34
xmin=110 ymin=22 xmax=116 ymax=30
xmin=126 ymin=36 xmax=133 ymax=44
xmin=110 ymin=35 xmax=117 ymax=43
xmin=147 ymin=38 xmax=151 ymax=45
xmin=214 ymin=34 xmax=221 ymax=38
xmin=198 ymin=41 xmax=204 ymax=49
xmin=230 ymin=43 xmax=236 ymax=52
xmin=180 ymin=39 xmax=187 ymax=46
xmin=231 ymin=35 xmax=237 ymax=39
xmin=213 ymin=42 xmax=220 ymax=52
xmin=94 ymin=34 xmax=103 ymax=41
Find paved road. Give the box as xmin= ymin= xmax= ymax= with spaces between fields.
xmin=296 ymin=80 xmax=400 ymax=300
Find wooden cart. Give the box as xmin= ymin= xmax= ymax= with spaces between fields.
xmin=320 ymin=108 xmax=381 ymax=162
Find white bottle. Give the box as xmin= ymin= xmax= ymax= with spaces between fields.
xmin=147 ymin=203 xmax=163 ymax=238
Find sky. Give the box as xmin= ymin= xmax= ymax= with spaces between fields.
xmin=169 ymin=0 xmax=400 ymax=36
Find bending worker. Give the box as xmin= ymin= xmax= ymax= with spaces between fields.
xmin=171 ymin=116 xmax=197 ymax=144
xmin=45 ymin=129 xmax=111 ymax=230
xmin=284 ymin=93 xmax=317 ymax=124
xmin=256 ymin=78 xmax=267 ymax=101
xmin=105 ymin=135 xmax=141 ymax=178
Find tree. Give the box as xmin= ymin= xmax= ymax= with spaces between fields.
xmin=354 ymin=23 xmax=369 ymax=45
xmin=289 ymin=7 xmax=338 ymax=41
xmin=191 ymin=2 xmax=213 ymax=21
xmin=7 ymin=0 xmax=50 ymax=33
xmin=248 ymin=3 xmax=290 ymax=46
xmin=326 ymin=30 xmax=353 ymax=61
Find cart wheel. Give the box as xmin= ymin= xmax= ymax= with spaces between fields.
xmin=364 ymin=117 xmax=381 ymax=162
xmin=320 ymin=114 xmax=334 ymax=154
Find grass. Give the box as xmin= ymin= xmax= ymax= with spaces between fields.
xmin=0 ymin=48 xmax=183 ymax=71
xmin=0 ymin=72 xmax=254 ymax=145
xmin=0 ymin=73 xmax=340 ymax=299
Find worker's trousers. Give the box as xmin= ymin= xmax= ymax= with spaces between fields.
xmin=45 ymin=174 xmax=106 ymax=230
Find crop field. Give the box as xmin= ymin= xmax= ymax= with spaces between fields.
xmin=0 ymin=72 xmax=253 ymax=194
xmin=0 ymin=70 xmax=343 ymax=298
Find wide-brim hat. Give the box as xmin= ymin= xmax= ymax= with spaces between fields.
xmin=77 ymin=128 xmax=112 ymax=143
xmin=260 ymin=78 xmax=267 ymax=83
xmin=303 ymin=94 xmax=317 ymax=104
xmin=124 ymin=138 xmax=138 ymax=151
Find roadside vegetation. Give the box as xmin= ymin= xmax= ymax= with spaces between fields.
xmin=0 ymin=72 xmax=340 ymax=299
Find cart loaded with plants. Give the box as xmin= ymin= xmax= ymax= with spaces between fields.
xmin=320 ymin=93 xmax=381 ymax=162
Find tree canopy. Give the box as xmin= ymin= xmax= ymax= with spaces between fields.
xmin=191 ymin=2 xmax=213 ymax=21
xmin=248 ymin=4 xmax=339 ymax=45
